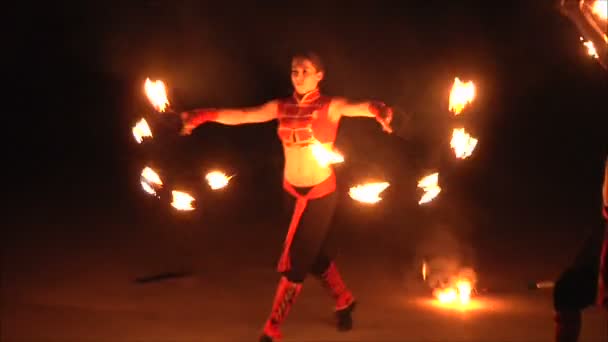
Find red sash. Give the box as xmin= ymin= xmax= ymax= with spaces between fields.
xmin=277 ymin=173 xmax=336 ymax=272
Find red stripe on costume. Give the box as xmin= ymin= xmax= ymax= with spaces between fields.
xmin=277 ymin=173 xmax=336 ymax=272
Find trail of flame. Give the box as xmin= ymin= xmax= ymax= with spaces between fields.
xmin=348 ymin=182 xmax=390 ymax=204
xmin=144 ymin=78 xmax=170 ymax=112
xmin=417 ymin=172 xmax=441 ymax=204
xmin=132 ymin=118 xmax=153 ymax=143
xmin=450 ymin=128 xmax=478 ymax=159
xmin=205 ymin=171 xmax=233 ymax=190
xmin=449 ymin=77 xmax=476 ymax=115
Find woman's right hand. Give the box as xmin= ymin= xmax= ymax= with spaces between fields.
xmin=179 ymin=111 xmax=196 ymax=135
xmin=178 ymin=109 xmax=219 ymax=135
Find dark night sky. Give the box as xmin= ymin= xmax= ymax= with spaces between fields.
xmin=9 ymin=1 xmax=607 ymax=238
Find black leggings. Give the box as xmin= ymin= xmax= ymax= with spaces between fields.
xmin=553 ymin=223 xmax=605 ymax=311
xmin=280 ymin=186 xmax=339 ymax=283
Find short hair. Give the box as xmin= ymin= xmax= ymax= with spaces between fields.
xmin=291 ymin=51 xmax=325 ymax=73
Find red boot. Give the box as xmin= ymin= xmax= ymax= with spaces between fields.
xmin=554 ymin=310 xmax=581 ymax=342
xmin=259 ymin=277 xmax=303 ymax=342
xmin=319 ymin=262 xmax=356 ymax=331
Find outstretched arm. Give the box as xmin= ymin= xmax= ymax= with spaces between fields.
xmin=329 ymin=97 xmax=393 ymax=133
xmin=180 ymin=100 xmax=278 ymax=134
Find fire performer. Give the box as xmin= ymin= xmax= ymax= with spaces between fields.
xmin=553 ymin=157 xmax=608 ymax=341
xmin=553 ymin=1 xmax=608 ymax=340
xmin=178 ymin=51 xmax=394 ymax=342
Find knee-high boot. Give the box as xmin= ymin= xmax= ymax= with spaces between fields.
xmin=259 ymin=276 xmax=303 ymax=342
xmin=318 ymin=262 xmax=356 ymax=331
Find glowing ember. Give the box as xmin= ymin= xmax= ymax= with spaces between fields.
xmin=417 ymin=172 xmax=441 ymax=205
xmin=580 ymin=37 xmax=599 ymax=58
xmin=450 ymin=128 xmax=478 ymax=159
xmin=311 ymin=142 xmax=344 ymax=167
xmin=144 ymin=78 xmax=170 ymax=112
xmin=205 ymin=171 xmax=233 ymax=190
xmin=132 ymin=118 xmax=153 ymax=143
xmin=171 ymin=190 xmax=195 ymax=211
xmin=348 ymin=182 xmax=390 ymax=204
xmin=448 ymin=77 xmax=476 ymax=115
xmin=591 ymin=0 xmax=607 ymax=20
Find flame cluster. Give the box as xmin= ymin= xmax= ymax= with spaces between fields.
xmin=422 ymin=260 xmax=477 ymax=309
xmin=449 ymin=77 xmax=479 ymax=160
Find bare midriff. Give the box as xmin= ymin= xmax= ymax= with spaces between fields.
xmin=283 ymin=142 xmax=334 ymax=187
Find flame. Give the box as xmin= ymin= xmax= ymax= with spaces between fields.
xmin=433 ymin=280 xmax=473 ymax=305
xmin=144 ymin=78 xmax=170 ymax=112
xmin=348 ymin=182 xmax=390 ymax=204
xmin=132 ymin=118 xmax=153 ymax=143
xmin=417 ymin=172 xmax=441 ymax=205
xmin=591 ymin=0 xmax=607 ymax=20
xmin=580 ymin=37 xmax=600 ymax=58
xmin=448 ymin=77 xmax=476 ymax=115
xmin=422 ymin=260 xmax=428 ymax=281
xmin=140 ymin=167 xmax=162 ymax=196
xmin=450 ymin=128 xmax=478 ymax=159
xmin=425 ymin=263 xmax=477 ymax=309
xmin=141 ymin=167 xmax=162 ymax=186
xmin=311 ymin=142 xmax=344 ymax=167
xmin=140 ymin=181 xmax=156 ymax=195
xmin=171 ymin=190 xmax=195 ymax=211
xmin=205 ymin=171 xmax=233 ymax=190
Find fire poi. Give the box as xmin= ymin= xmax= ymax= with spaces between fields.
xmin=205 ymin=171 xmax=233 ymax=190
xmin=171 ymin=190 xmax=196 ymax=211
xmin=140 ymin=166 xmax=163 ymax=196
xmin=417 ymin=172 xmax=441 ymax=205
xmin=448 ymin=77 xmax=476 ymax=115
xmin=450 ymin=127 xmax=479 ymax=159
xmin=132 ymin=118 xmax=153 ymax=144
xmin=348 ymin=182 xmax=390 ymax=204
xmin=144 ymin=78 xmax=171 ymax=112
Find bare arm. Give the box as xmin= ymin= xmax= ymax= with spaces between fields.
xmin=180 ymin=100 xmax=278 ymax=134
xmin=329 ymin=97 xmax=376 ymax=119
xmin=329 ymin=97 xmax=393 ymax=133
xmin=210 ymin=100 xmax=278 ymax=125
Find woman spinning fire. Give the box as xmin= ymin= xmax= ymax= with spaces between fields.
xmin=179 ymin=51 xmax=394 ymax=342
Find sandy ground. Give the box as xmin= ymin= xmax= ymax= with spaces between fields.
xmin=2 ymin=188 xmax=607 ymax=342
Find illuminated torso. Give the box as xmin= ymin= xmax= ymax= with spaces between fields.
xmin=276 ymin=89 xmax=339 ymax=187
